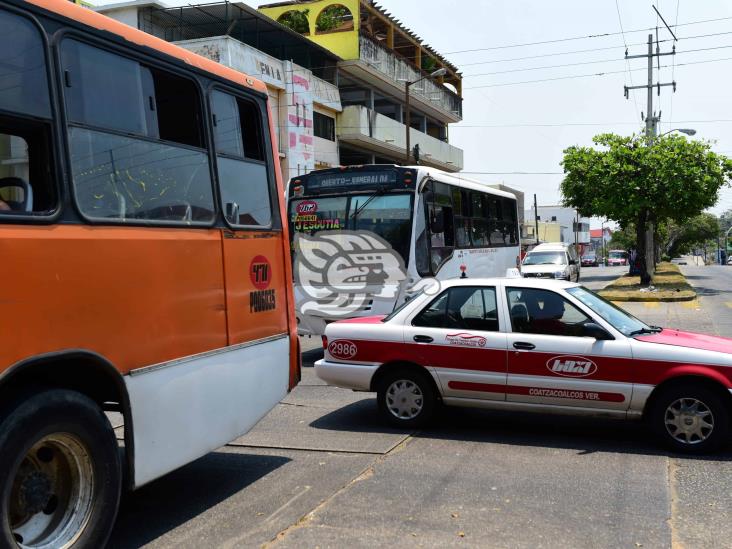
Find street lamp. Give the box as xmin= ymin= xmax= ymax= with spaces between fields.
xmin=658 ymin=128 xmax=696 ymax=137
xmin=405 ymin=67 xmax=447 ymax=164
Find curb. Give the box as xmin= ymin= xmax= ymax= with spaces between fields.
xmin=598 ymin=293 xmax=697 ymax=303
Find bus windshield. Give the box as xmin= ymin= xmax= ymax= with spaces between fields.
xmin=289 ymin=193 xmax=413 ymax=262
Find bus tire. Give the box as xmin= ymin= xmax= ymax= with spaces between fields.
xmin=0 ymin=389 xmax=121 ymax=548
xmin=377 ymin=368 xmax=436 ymax=428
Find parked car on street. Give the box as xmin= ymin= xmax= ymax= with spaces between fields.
xmin=316 ymin=277 xmax=732 ymax=454
xmin=581 ymin=251 xmax=598 ymax=267
xmin=607 ymin=250 xmax=628 ymax=266
xmin=521 ymin=242 xmax=580 ymax=282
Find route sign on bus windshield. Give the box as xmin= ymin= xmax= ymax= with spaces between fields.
xmin=297 ymin=167 xmax=413 ymax=194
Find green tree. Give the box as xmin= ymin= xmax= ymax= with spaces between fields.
xmin=608 ymin=224 xmax=636 ymax=251
xmin=659 ymin=213 xmax=719 ymax=258
xmin=720 ymin=208 xmax=732 ymax=234
xmin=561 ymin=133 xmax=732 ymax=284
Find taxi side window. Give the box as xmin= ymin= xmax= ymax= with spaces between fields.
xmin=413 ymin=287 xmax=499 ymax=332
xmin=507 ymin=287 xmax=589 ymax=336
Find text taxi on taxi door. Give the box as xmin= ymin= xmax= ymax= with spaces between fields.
xmin=0 ymin=0 xmax=299 ymax=546
xmin=316 ymin=277 xmax=732 ymax=454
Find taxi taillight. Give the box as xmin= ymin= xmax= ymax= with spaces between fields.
xmin=321 ymin=336 xmax=328 ymax=349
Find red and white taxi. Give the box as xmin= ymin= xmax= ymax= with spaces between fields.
xmin=316 ymin=278 xmax=732 ymax=454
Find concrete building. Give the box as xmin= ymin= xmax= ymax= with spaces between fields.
xmin=259 ymin=0 xmax=464 ymax=172
xmin=95 ymin=0 xmax=343 ymax=182
xmin=524 ymin=206 xmax=591 ymax=252
xmin=524 ymin=221 xmax=566 ymax=246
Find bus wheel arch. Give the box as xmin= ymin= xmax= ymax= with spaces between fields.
xmin=0 ymin=388 xmax=122 ymax=547
xmin=0 ymin=350 xmax=134 ymax=488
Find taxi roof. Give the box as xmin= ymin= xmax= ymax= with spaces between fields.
xmin=436 ymin=277 xmax=580 ymax=290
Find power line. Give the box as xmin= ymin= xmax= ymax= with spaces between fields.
xmin=463 ymin=45 xmax=732 ymax=78
xmin=615 ymin=0 xmax=641 ymax=120
xmin=459 ymin=171 xmax=564 ymax=175
xmin=464 ymin=54 xmax=732 ymax=90
xmin=444 ymin=15 xmax=732 ymax=55
xmin=448 ymin=119 xmax=732 ymax=129
xmin=457 ymin=30 xmax=732 ymax=69
xmin=669 ymin=0 xmax=681 ymax=130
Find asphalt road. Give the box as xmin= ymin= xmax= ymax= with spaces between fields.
xmin=109 ymin=265 xmax=732 ymax=548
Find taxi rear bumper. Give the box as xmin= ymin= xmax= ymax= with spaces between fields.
xmin=314 ymin=359 xmax=379 ymax=391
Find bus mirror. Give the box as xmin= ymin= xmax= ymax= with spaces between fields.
xmin=225 ymin=202 xmax=239 ymax=223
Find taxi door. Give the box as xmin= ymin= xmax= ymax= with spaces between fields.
xmin=504 ymin=286 xmax=633 ymax=411
xmin=403 ymin=285 xmax=508 ymax=401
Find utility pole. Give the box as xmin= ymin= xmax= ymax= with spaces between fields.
xmin=533 ymin=194 xmax=539 ymax=245
xmin=624 ymin=23 xmax=676 ymax=285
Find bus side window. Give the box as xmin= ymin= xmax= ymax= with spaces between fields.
xmin=424 ymin=181 xmax=455 ymax=274
xmin=414 ymin=192 xmax=430 ymax=277
xmin=0 ymin=9 xmax=56 ymax=216
xmin=503 ymin=197 xmax=518 ymax=244
xmin=210 ymin=90 xmax=271 ymax=228
xmin=62 ymin=39 xmax=215 ymax=224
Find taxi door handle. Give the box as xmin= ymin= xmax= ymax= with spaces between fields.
xmin=513 ymin=341 xmax=535 ymax=350
xmin=413 ymin=335 xmax=434 ymax=343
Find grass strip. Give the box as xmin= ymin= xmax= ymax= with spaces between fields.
xmin=597 ymin=262 xmax=696 ymax=302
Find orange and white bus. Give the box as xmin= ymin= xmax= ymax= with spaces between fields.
xmin=0 ymin=1 xmax=299 ymax=546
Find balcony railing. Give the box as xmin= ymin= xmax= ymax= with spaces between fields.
xmin=359 ymin=36 xmax=462 ymax=119
xmin=338 ymin=105 xmax=463 ymax=171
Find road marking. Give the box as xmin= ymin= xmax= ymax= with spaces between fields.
xmin=643 ymin=302 xmax=661 ymax=309
xmin=725 ymin=302 xmax=732 ymax=309
xmin=681 ymin=299 xmax=700 ymax=310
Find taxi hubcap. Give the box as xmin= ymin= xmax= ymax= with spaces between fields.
xmin=385 ymin=379 xmax=423 ymax=420
xmin=664 ymin=398 xmax=714 ymax=445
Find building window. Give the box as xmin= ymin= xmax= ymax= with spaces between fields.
xmin=314 ymin=112 xmax=335 ymax=141
xmin=315 ymin=4 xmax=354 ymax=34
xmin=277 ymin=10 xmax=310 ymax=35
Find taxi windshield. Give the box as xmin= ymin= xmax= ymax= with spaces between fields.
xmin=566 ymin=286 xmax=651 ymax=337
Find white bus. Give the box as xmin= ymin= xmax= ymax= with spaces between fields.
xmin=288 ymin=165 xmax=521 ymax=335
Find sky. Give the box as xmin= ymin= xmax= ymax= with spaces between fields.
xmin=96 ymin=0 xmax=732 ymax=224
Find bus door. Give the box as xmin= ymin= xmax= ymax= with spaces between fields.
xmin=210 ymin=90 xmax=291 ymax=421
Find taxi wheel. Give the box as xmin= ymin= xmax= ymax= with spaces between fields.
xmin=377 ymin=368 xmax=437 ymax=428
xmin=649 ymin=384 xmax=730 ymax=454
xmin=0 ymin=389 xmax=121 ymax=548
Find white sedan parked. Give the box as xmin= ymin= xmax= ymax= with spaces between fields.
xmin=316 ymin=278 xmax=732 ymax=454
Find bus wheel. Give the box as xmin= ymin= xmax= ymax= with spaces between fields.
xmin=377 ymin=368 xmax=436 ymax=428
xmin=0 ymin=389 xmax=121 ymax=548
